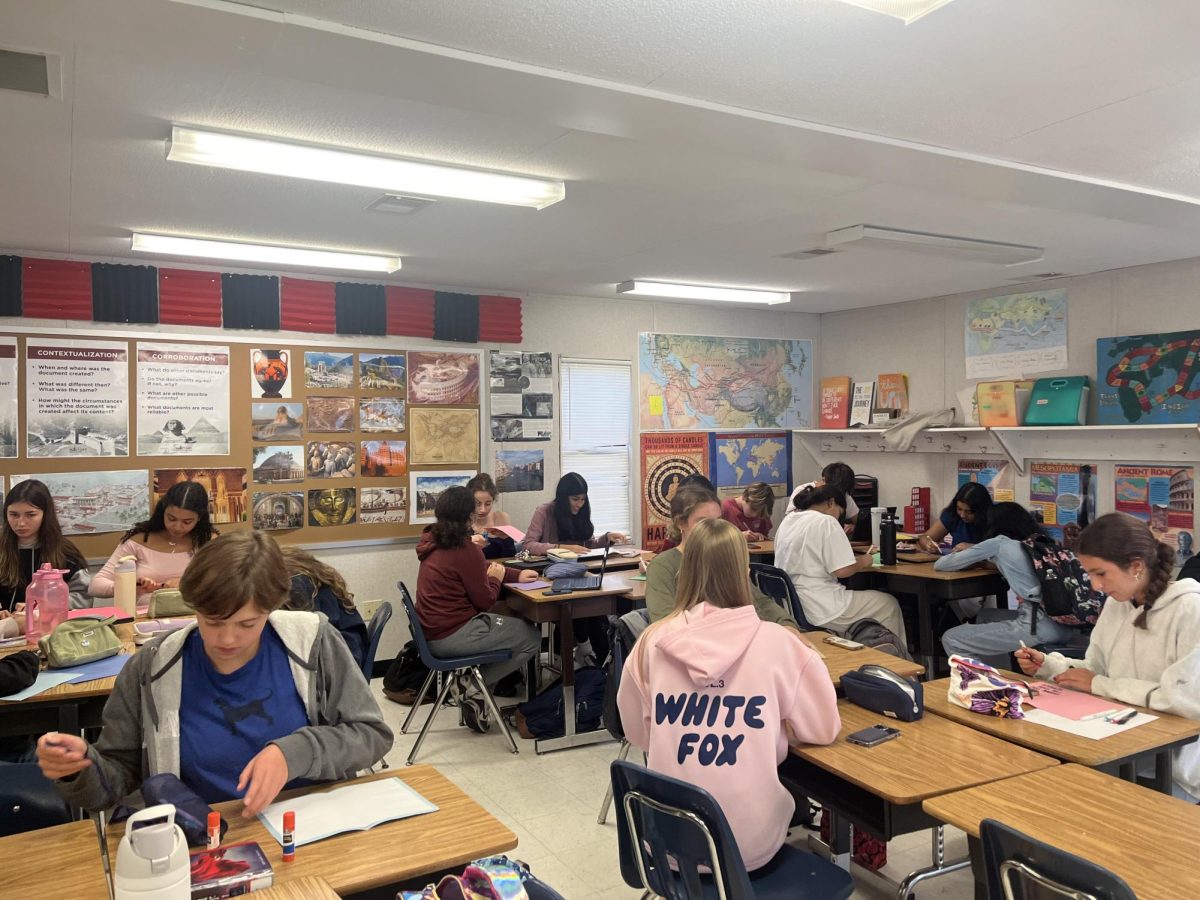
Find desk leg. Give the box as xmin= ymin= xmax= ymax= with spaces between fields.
xmin=533 ymin=603 xmax=613 ymax=754
xmin=1155 ymin=750 xmax=1174 ymax=794
xmin=827 ymin=810 xmax=851 ymax=871
xmin=59 ymin=702 xmax=80 ymax=736
xmin=916 ymin=582 xmax=936 ymax=677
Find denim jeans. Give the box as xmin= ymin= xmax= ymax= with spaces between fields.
xmin=941 ymin=603 xmax=1078 ymax=669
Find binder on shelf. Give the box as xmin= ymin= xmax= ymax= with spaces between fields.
xmin=976 ymin=379 xmax=1033 ymax=427
xmin=1024 ymin=376 xmax=1090 ymax=426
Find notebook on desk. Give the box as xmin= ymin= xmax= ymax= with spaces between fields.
xmin=258 ymin=777 xmax=438 ymax=848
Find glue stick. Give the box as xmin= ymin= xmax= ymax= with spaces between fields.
xmin=282 ymin=810 xmax=296 ymax=862
xmin=207 ymin=811 xmax=221 ymax=850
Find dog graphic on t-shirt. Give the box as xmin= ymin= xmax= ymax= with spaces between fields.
xmin=215 ymin=692 xmax=274 ymax=735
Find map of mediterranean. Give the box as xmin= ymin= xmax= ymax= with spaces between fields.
xmin=639 ymin=333 xmax=812 ymax=430
xmin=711 ymin=433 xmax=790 ymax=498
xmin=964 ymin=288 xmax=1068 ymax=379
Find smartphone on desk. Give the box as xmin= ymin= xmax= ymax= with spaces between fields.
xmin=846 ymin=724 xmax=901 ymax=748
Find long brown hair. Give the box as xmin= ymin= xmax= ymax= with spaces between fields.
xmin=280 ymin=545 xmax=356 ymax=612
xmin=1 ymin=480 xmax=85 ymax=587
xmin=675 ymin=517 xmax=753 ymax=614
xmin=1078 ymin=513 xmax=1175 ymax=629
xmin=667 ymin=484 xmax=721 ymax=544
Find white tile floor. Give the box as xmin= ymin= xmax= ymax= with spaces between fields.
xmin=375 ymin=680 xmax=978 ymax=899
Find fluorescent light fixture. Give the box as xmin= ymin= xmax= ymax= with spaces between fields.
xmin=616 ymin=280 xmax=791 ymax=305
xmin=833 ymin=0 xmax=959 ymax=24
xmin=825 ymin=225 xmax=1044 ymax=265
xmin=131 ymin=233 xmax=401 ymax=273
xmin=167 ymin=126 xmax=565 ymax=209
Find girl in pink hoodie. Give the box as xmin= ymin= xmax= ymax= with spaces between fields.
xmin=618 ymin=517 xmax=841 ymax=872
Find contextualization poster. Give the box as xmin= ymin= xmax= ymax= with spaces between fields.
xmin=25 ymin=338 xmax=129 ymax=457
xmin=136 ymin=342 xmax=231 ymax=456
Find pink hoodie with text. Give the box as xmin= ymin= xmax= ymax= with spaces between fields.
xmin=617 ymin=603 xmax=840 ymax=871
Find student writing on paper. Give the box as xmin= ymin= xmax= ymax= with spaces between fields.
xmin=1016 ymin=513 xmax=1200 ymax=801
xmin=416 ymin=487 xmax=541 ymax=734
xmin=619 ymin=517 xmax=840 ymax=872
xmin=774 ymin=485 xmax=908 ymax=646
xmin=940 ymin=503 xmax=1096 ymax=667
xmin=918 ymin=482 xmax=992 ymax=553
xmin=520 ymin=472 xmax=628 ymax=666
xmin=721 ymin=482 xmax=777 ymax=542
xmin=467 ymin=473 xmax=516 ymax=559
xmin=791 ymin=462 xmax=859 ymax=535
xmin=91 ymin=481 xmax=215 ymax=600
xmin=0 ymin=479 xmax=92 ymax=615
xmin=646 ymin=485 xmax=800 ymax=633
xmin=280 ymin=546 xmax=369 ymax=672
xmin=36 ymin=531 xmax=391 ymax=816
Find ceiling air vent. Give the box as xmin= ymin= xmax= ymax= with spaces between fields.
xmin=777 ymin=247 xmax=840 ymax=260
xmin=366 ymin=194 xmax=437 ymax=216
xmin=0 ymin=48 xmax=59 ymax=98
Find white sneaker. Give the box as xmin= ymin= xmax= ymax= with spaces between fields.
xmin=574 ymin=640 xmax=596 ymax=670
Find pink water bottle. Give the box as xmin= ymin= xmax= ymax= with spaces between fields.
xmin=25 ymin=563 xmax=70 ymax=644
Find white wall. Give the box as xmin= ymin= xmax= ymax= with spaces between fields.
xmin=815 ymin=255 xmax=1200 ymax=527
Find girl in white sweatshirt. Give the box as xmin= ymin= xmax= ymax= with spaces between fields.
xmin=1016 ymin=512 xmax=1200 ymax=801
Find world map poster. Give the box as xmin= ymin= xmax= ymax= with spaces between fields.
xmin=965 ymin=289 xmax=1068 ymax=380
xmin=1096 ymin=329 xmax=1200 ymax=425
xmin=638 ymin=333 xmax=812 ymax=430
xmin=709 ymin=432 xmax=791 ymax=503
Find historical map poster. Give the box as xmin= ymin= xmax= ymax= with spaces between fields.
xmin=965 ymin=289 xmax=1068 ymax=380
xmin=638 ymin=333 xmax=812 ymax=430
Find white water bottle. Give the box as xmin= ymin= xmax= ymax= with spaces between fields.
xmin=114 ymin=805 xmax=190 ymax=899
xmin=115 ymin=555 xmax=138 ymax=618
xmin=871 ymin=507 xmax=887 ymax=547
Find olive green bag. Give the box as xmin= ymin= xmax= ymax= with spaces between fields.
xmin=40 ymin=616 xmax=122 ymax=668
xmin=149 ymin=588 xmax=193 ymax=617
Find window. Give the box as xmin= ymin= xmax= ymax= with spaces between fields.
xmin=560 ymin=358 xmax=633 ymax=537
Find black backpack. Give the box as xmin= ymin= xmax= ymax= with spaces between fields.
xmin=844 ymin=618 xmax=912 ymax=661
xmin=1020 ymin=537 xmax=1105 ymax=632
xmin=515 ymin=666 xmax=607 ymax=739
xmin=382 ymin=640 xmax=430 ymax=700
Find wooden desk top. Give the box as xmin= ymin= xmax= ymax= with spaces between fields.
xmin=790 ymin=700 xmax=1058 ymax=805
xmin=872 ymin=560 xmax=1004 ymax=581
xmin=0 ymin=623 xmax=138 ymax=707
xmin=257 ymin=876 xmax=340 ymax=900
xmin=819 ymin=642 xmax=925 ymax=687
xmin=924 ymin=673 xmax=1200 ymax=766
xmin=0 ymin=767 xmax=516 ymax=899
xmin=924 ymin=764 xmax=1200 ymax=900
xmin=747 ymin=540 xmax=775 ymax=555
xmin=505 ymin=567 xmax=645 ymax=604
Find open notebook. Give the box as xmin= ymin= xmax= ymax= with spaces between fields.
xmin=258 ymin=778 xmax=438 ymax=848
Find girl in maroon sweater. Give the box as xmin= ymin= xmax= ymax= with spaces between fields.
xmin=415 ymin=487 xmax=541 ymax=733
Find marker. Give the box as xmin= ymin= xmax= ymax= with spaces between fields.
xmin=1107 ymin=709 xmax=1138 ymax=726
xmin=1080 ymin=708 xmax=1123 ymax=721
xmin=282 ymin=811 xmax=295 ymax=862
xmin=207 ymin=812 xmax=221 ymax=850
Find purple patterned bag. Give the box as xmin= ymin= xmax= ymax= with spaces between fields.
xmin=947 ymin=655 xmax=1032 ymax=719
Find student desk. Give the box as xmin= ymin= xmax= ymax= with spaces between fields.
xmin=785 ymin=700 xmax=1057 ymax=894
xmin=0 ymin=622 xmax=137 ymax=737
xmin=503 ymin=569 xmax=642 ymax=753
xmin=0 ymin=767 xmax=516 ymax=899
xmin=866 ymin=561 xmax=1008 ymax=677
xmin=924 ymin=764 xmax=1200 ymax=900
xmin=924 ymin=672 xmax=1200 ymax=793
xmin=819 ymin=642 xmax=925 ymax=688
xmin=258 ymin=876 xmax=340 ymax=900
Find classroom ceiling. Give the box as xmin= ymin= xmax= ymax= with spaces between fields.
xmin=3 ymin=0 xmax=1200 ymax=314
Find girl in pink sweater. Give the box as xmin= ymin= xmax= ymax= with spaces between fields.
xmin=617 ymin=517 xmax=840 ymax=871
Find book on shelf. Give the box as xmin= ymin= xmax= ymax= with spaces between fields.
xmin=976 ymin=379 xmax=1033 ymax=427
xmin=819 ymin=376 xmax=852 ymax=428
xmin=848 ymin=381 xmax=875 ymax=427
xmin=876 ymin=373 xmax=909 ymax=412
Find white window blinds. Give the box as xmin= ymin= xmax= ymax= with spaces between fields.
xmin=560 ymin=358 xmax=633 ymax=537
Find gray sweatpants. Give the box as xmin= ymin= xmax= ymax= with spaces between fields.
xmin=428 ymin=612 xmax=541 ymax=688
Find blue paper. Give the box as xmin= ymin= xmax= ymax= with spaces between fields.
xmin=60 ymin=653 xmax=132 ymax=683
xmin=1 ymin=671 xmax=75 ymax=701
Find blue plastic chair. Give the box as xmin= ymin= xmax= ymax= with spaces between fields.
xmin=749 ymin=563 xmax=815 ymax=631
xmin=610 ymin=760 xmax=854 ymax=899
xmin=0 ymin=764 xmax=71 ymax=837
xmin=597 ymin=609 xmax=649 ymax=824
xmin=397 ymin=582 xmax=518 ymax=765
xmin=361 ymin=601 xmax=394 ymax=681
xmin=981 ymin=818 xmax=1134 ymax=900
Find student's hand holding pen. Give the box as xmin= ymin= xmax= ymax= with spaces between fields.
xmin=1014 ymin=643 xmax=1045 ymax=675
xmin=36 ymin=732 xmax=92 ymax=780
xmin=917 ymin=534 xmax=940 ymax=553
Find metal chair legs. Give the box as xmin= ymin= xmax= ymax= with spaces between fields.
xmin=400 ymin=670 xmax=437 ymax=734
xmin=597 ymin=739 xmax=633 ymax=823
xmin=405 ymin=671 xmax=458 ymax=766
xmin=467 ymin=666 xmax=519 ymax=755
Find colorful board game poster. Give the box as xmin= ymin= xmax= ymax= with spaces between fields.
xmin=1114 ymin=465 xmax=1195 ymax=563
xmin=1096 ymin=330 xmax=1200 ymax=425
xmin=1028 ymin=461 xmax=1099 ymax=550
xmin=957 ymin=458 xmax=1014 ymax=502
xmin=640 ymin=432 xmax=710 ymax=549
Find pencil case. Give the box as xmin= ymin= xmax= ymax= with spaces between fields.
xmin=841 ymin=665 xmax=924 ymax=722
xmin=142 ymin=773 xmax=226 ymax=847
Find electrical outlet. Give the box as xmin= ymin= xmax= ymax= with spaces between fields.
xmin=359 ymin=598 xmax=384 ymax=622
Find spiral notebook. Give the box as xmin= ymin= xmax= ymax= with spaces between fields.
xmin=258 ymin=777 xmax=437 ymax=848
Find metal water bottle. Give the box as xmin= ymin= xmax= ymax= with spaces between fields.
xmin=880 ymin=510 xmax=898 ymax=566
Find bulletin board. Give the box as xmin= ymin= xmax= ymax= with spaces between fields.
xmin=0 ymin=330 xmax=482 ymax=560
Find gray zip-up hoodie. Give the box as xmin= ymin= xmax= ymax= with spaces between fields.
xmin=56 ymin=610 xmax=393 ymax=811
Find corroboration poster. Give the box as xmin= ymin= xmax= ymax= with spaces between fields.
xmin=0 ymin=337 xmax=15 ymax=458
xmin=136 ymin=342 xmax=231 ymax=456
xmin=1028 ymin=461 xmax=1099 ymax=550
xmin=489 ymin=349 xmax=553 ymax=442
xmin=640 ymin=432 xmax=709 ymax=549
xmin=25 ymin=338 xmax=129 ymax=457
xmin=1114 ymin=465 xmax=1195 ymax=563
xmin=957 ymin=458 xmax=1014 ymax=502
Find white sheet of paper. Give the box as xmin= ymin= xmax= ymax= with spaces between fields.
xmin=1 ymin=671 xmax=75 ymax=701
xmin=258 ymin=777 xmax=438 ymax=847
xmin=1022 ymin=707 xmax=1157 ymax=740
